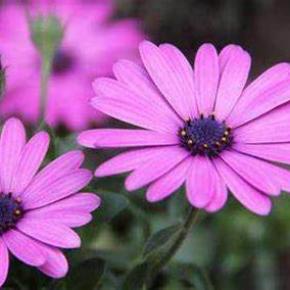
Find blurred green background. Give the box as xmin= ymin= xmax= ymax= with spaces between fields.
xmin=3 ymin=0 xmax=290 ymax=289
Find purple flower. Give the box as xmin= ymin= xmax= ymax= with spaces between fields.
xmin=0 ymin=0 xmax=144 ymax=131
xmin=0 ymin=118 xmax=100 ymax=287
xmin=79 ymin=41 xmax=290 ymax=216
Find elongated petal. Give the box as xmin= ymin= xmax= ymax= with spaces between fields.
xmin=227 ymin=63 xmax=290 ymax=127
xmin=113 ymin=60 xmax=182 ymax=130
xmin=3 ymin=229 xmax=46 ymax=266
xmin=95 ymin=147 xmax=167 ymax=177
xmin=25 ymin=210 xmax=92 ymax=228
xmin=140 ymin=41 xmax=196 ymax=120
xmin=125 ymin=146 xmax=189 ymax=191
xmin=194 ymin=43 xmax=219 ymax=115
xmin=92 ymin=78 xmax=179 ymax=133
xmin=38 ymin=246 xmax=68 ymax=278
xmin=22 ymin=169 xmax=92 ymax=210
xmin=215 ymin=46 xmax=251 ymax=120
xmin=205 ymin=174 xmax=228 ymax=212
xmin=17 ymin=218 xmax=81 ymax=248
xmin=214 ymin=158 xmax=271 ymax=215
xmin=146 ymin=158 xmax=192 ymax=202
xmin=219 ymin=44 xmax=241 ymax=73
xmin=234 ymin=143 xmax=290 ymax=164
xmin=11 ymin=132 xmax=49 ymax=195
xmin=78 ymin=129 xmax=178 ymax=148
xmin=0 ymin=238 xmax=9 ymax=288
xmin=186 ymin=156 xmax=216 ymax=208
xmin=221 ymin=151 xmax=280 ymax=195
xmin=22 ymin=151 xmax=84 ymax=198
xmin=0 ymin=118 xmax=26 ymax=193
xmin=234 ymin=103 xmax=290 ymax=143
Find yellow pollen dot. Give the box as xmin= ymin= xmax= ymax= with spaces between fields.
xmin=187 ymin=139 xmax=193 ymax=145
xmin=224 ymin=131 xmax=229 ymax=136
xmin=215 ymin=142 xmax=221 ymax=146
xmin=180 ymin=130 xmax=186 ymax=136
xmin=14 ymin=209 xmax=21 ymax=216
xmin=203 ymin=144 xmax=209 ymax=148
xmin=221 ymin=137 xmax=227 ymax=142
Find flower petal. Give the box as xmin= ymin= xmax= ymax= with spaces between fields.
xmin=234 ymin=103 xmax=290 ymax=143
xmin=22 ymin=169 xmax=92 ymax=210
xmin=22 ymin=150 xmax=84 ymax=199
xmin=3 ymin=229 xmax=46 ymax=266
xmin=77 ymin=129 xmax=178 ymax=149
xmin=186 ymin=156 xmax=217 ymax=208
xmin=205 ymin=174 xmax=228 ymax=213
xmin=215 ymin=46 xmax=251 ymax=120
xmin=234 ymin=143 xmax=290 ymax=164
xmin=113 ymin=59 xmax=182 ymax=131
xmin=0 ymin=118 xmax=26 ymax=193
xmin=0 ymin=238 xmax=9 ymax=288
xmin=11 ymin=132 xmax=50 ymax=195
xmin=92 ymin=77 xmax=179 ymax=133
xmin=194 ymin=43 xmax=219 ymax=115
xmin=17 ymin=218 xmax=81 ymax=248
xmin=146 ymin=158 xmax=192 ymax=202
xmin=125 ymin=146 xmax=189 ymax=191
xmin=220 ymin=150 xmax=280 ymax=195
xmin=227 ymin=63 xmax=290 ymax=127
xmin=140 ymin=41 xmax=196 ymax=120
xmin=213 ymin=158 xmax=272 ymax=215
xmin=38 ymin=246 xmax=68 ymax=278
xmin=219 ymin=44 xmax=240 ymax=72
xmin=95 ymin=147 xmax=168 ymax=177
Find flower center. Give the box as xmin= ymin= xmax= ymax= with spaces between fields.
xmin=179 ymin=114 xmax=233 ymax=157
xmin=0 ymin=194 xmax=23 ymax=234
xmin=52 ymin=50 xmax=75 ymax=75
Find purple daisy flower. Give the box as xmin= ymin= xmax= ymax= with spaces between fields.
xmin=0 ymin=118 xmax=100 ymax=287
xmin=79 ymin=40 xmax=290 ymax=216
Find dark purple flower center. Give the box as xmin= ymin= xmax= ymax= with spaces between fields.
xmin=179 ymin=114 xmax=233 ymax=157
xmin=52 ymin=50 xmax=75 ymax=75
xmin=0 ymin=194 xmax=23 ymax=234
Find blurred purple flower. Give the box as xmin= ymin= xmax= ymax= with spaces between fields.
xmin=0 ymin=118 xmax=100 ymax=287
xmin=79 ymin=40 xmax=290 ymax=215
xmin=0 ymin=0 xmax=144 ymax=130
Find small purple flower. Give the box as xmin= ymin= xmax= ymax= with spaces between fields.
xmin=0 ymin=118 xmax=100 ymax=287
xmin=79 ymin=41 xmax=290 ymax=215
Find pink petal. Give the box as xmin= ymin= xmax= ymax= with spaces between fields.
xmin=0 ymin=238 xmax=9 ymax=288
xmin=213 ymin=158 xmax=272 ymax=215
xmin=219 ymin=44 xmax=241 ymax=72
xmin=92 ymin=76 xmax=180 ymax=134
xmin=113 ymin=60 xmax=182 ymax=131
xmin=3 ymin=229 xmax=46 ymax=266
xmin=38 ymin=245 xmax=68 ymax=278
xmin=22 ymin=150 xmax=84 ymax=198
xmin=227 ymin=63 xmax=290 ymax=127
xmin=125 ymin=146 xmax=189 ymax=191
xmin=22 ymin=169 xmax=92 ymax=210
xmin=11 ymin=132 xmax=50 ymax=195
xmin=234 ymin=103 xmax=290 ymax=143
xmin=0 ymin=118 xmax=26 ymax=193
xmin=194 ymin=43 xmax=219 ymax=115
xmin=215 ymin=46 xmax=251 ymax=120
xmin=205 ymin=174 xmax=228 ymax=213
xmin=77 ymin=129 xmax=178 ymax=149
xmin=234 ymin=143 xmax=290 ymax=164
xmin=25 ymin=210 xmax=92 ymax=228
xmin=146 ymin=158 xmax=192 ymax=202
xmin=139 ymin=41 xmax=196 ymax=120
xmin=186 ymin=156 xmax=217 ymax=208
xmin=17 ymin=218 xmax=81 ymax=248
xmin=221 ymin=150 xmax=280 ymax=195
xmin=95 ymin=147 xmax=168 ymax=177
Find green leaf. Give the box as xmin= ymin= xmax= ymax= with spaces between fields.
xmin=121 ymin=262 xmax=149 ymax=290
xmin=65 ymin=257 xmax=106 ymax=290
xmin=94 ymin=191 xmax=129 ymax=222
xmin=143 ymin=224 xmax=182 ymax=260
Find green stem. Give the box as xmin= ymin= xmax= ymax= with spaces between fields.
xmin=147 ymin=208 xmax=199 ymax=286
